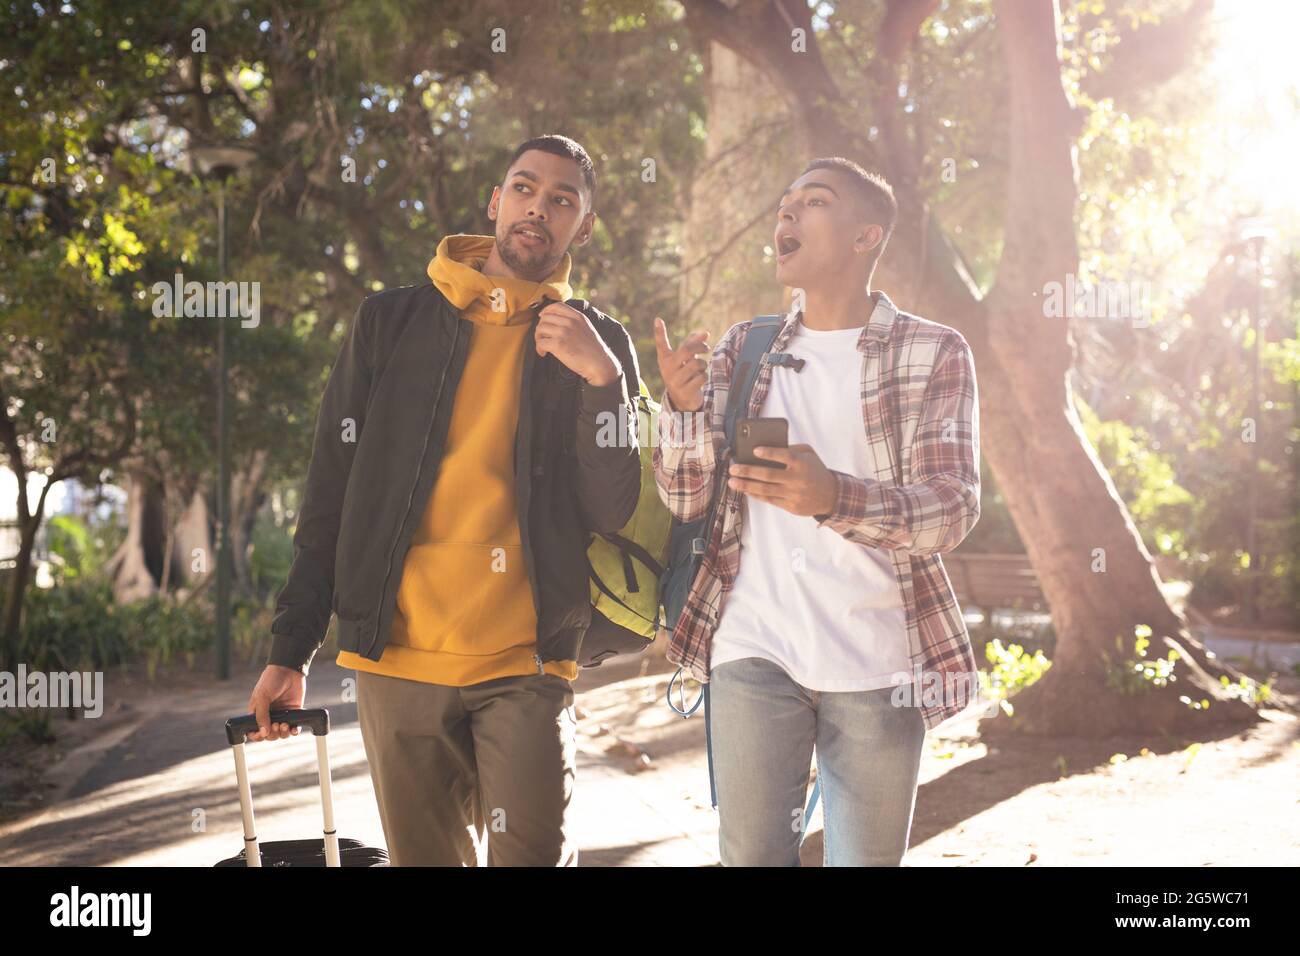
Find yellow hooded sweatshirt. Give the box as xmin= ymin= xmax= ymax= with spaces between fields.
xmin=335 ymin=234 xmax=580 ymax=684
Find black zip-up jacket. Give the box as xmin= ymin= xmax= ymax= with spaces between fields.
xmin=266 ymin=282 xmax=642 ymax=675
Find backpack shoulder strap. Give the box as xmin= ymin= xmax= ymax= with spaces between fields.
xmin=722 ymin=315 xmax=785 ymax=452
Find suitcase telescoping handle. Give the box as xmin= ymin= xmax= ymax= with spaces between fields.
xmin=224 ymin=708 xmax=341 ymax=867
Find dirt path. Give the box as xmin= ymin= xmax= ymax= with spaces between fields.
xmin=1 ymin=639 xmax=1296 ymax=866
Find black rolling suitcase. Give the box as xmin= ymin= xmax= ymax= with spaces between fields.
xmin=216 ymin=707 xmax=389 ymax=867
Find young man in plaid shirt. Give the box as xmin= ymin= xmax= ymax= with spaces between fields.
xmin=652 ymin=158 xmax=982 ymax=866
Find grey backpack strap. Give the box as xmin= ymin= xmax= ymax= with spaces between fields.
xmin=722 ymin=315 xmax=785 ymax=453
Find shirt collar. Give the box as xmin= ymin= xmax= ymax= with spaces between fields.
xmin=772 ymin=289 xmax=897 ymax=353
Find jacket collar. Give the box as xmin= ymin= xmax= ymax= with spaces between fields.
xmin=772 ymin=288 xmax=898 ymax=353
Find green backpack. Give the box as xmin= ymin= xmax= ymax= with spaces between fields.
xmin=579 ymin=377 xmax=674 ymax=667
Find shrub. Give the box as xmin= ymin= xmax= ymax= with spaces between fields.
xmin=978 ymin=637 xmax=1051 ymax=716
xmin=7 ymin=577 xmax=212 ymax=678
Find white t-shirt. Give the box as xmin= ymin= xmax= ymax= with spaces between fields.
xmin=709 ymin=322 xmax=911 ymax=691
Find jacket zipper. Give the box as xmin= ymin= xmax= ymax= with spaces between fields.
xmin=366 ymin=316 xmax=462 ymax=657
xmin=524 ymin=345 xmax=546 ymax=672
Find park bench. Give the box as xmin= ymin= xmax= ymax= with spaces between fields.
xmin=942 ymin=552 xmax=1048 ymax=616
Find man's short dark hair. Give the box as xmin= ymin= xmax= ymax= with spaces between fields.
xmin=506 ymin=134 xmax=597 ymax=210
xmin=801 ymin=157 xmax=898 ymax=275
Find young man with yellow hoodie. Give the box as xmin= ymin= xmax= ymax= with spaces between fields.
xmin=246 ymin=135 xmax=642 ymax=866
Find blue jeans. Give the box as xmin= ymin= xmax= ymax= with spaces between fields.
xmin=708 ymin=656 xmax=926 ymax=866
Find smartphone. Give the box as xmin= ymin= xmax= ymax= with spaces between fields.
xmin=735 ymin=417 xmax=789 ymax=468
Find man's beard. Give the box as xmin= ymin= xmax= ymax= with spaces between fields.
xmin=496 ymin=223 xmax=562 ymax=279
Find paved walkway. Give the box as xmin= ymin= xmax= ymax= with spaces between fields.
xmin=0 ymin=655 xmax=731 ymax=866
xmin=1 ymin=629 xmax=1294 ymax=867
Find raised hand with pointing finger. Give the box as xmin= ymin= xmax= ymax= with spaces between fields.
xmin=653 ymin=317 xmax=711 ymax=412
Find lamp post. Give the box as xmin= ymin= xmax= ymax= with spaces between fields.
xmin=188 ymin=144 xmax=256 ymax=681
xmin=1234 ymin=216 xmax=1273 ymax=629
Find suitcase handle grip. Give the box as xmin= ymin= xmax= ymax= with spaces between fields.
xmin=224 ymin=707 xmax=341 ymax=866
xmin=225 ymin=708 xmax=330 ymax=745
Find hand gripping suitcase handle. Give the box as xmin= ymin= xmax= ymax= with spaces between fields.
xmin=225 ymin=707 xmax=330 ymax=745
xmin=225 ymin=707 xmax=340 ymax=867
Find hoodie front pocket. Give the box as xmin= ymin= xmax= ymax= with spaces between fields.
xmin=392 ymin=542 xmax=536 ymax=656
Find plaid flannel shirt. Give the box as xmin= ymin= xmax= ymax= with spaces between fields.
xmin=652 ymin=290 xmax=984 ymax=731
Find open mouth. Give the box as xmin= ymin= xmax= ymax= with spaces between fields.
xmin=777 ymin=235 xmax=802 ymax=262
xmin=513 ymin=224 xmax=549 ymax=247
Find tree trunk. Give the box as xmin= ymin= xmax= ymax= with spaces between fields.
xmin=2 ymin=520 xmax=37 ymax=672
xmin=679 ymin=41 xmax=802 ymax=331
xmin=170 ymin=484 xmax=212 ymax=589
xmin=106 ymin=468 xmax=163 ymax=604
xmin=974 ymin=0 xmax=1256 ymax=736
xmin=1 ymin=473 xmax=57 ymax=672
xmin=108 ymin=463 xmax=238 ymax=603
xmin=229 ymin=448 xmax=269 ymax=595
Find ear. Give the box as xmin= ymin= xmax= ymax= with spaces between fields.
xmin=487 ymin=185 xmax=501 ymax=222
xmin=855 ymin=223 xmax=883 ymax=255
xmin=571 ymin=209 xmax=597 ymax=247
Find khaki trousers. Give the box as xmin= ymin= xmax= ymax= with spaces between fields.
xmin=355 ymin=668 xmax=578 ymax=866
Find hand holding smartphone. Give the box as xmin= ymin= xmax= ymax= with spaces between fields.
xmin=735 ymin=417 xmax=789 ymax=468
